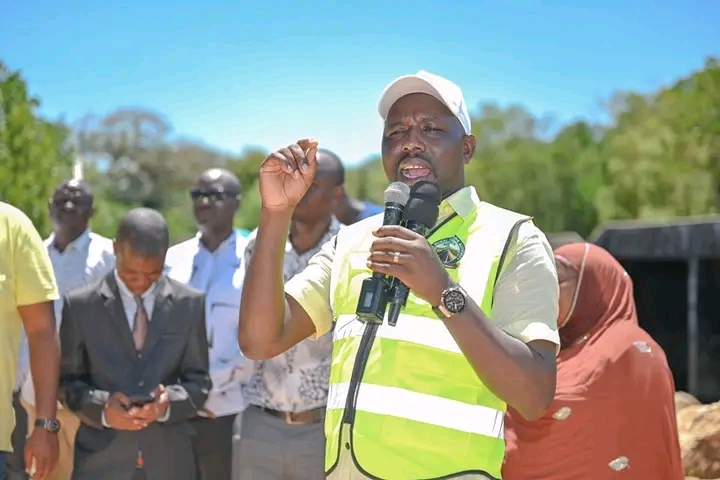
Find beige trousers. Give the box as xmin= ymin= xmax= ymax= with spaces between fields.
xmin=21 ymin=400 xmax=80 ymax=480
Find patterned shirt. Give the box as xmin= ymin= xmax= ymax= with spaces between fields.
xmin=242 ymin=217 xmax=342 ymax=412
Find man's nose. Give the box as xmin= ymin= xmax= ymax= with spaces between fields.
xmin=195 ymin=196 xmax=214 ymax=208
xmin=401 ymin=128 xmax=426 ymax=153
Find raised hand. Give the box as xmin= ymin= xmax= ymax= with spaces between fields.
xmin=259 ymin=138 xmax=318 ymax=212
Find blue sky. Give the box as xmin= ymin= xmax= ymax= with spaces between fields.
xmin=1 ymin=0 xmax=717 ymax=166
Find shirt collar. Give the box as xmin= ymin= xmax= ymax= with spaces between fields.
xmin=46 ymin=228 xmax=92 ymax=252
xmin=195 ymin=230 xmax=238 ymax=254
xmin=113 ymin=269 xmax=158 ymax=300
xmin=288 ymin=216 xmax=342 ymax=252
xmin=436 ymin=186 xmax=481 ymax=225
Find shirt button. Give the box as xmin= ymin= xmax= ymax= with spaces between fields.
xmin=138 ymin=380 xmax=144 ymax=387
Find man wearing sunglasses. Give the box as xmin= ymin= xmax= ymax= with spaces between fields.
xmin=165 ymin=168 xmax=254 ymax=480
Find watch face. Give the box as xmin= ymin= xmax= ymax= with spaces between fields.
xmin=443 ymin=289 xmax=466 ymax=313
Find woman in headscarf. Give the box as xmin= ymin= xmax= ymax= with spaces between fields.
xmin=502 ymin=242 xmax=685 ymax=479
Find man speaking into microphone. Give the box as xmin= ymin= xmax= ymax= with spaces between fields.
xmin=238 ymin=71 xmax=560 ymax=480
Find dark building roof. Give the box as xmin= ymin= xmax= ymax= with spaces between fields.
xmin=592 ymin=216 xmax=720 ymax=260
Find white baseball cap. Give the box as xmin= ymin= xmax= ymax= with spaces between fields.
xmin=377 ymin=70 xmax=471 ymax=135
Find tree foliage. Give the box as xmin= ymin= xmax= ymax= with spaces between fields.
xmin=1 ymin=57 xmax=719 ymax=242
xmin=0 ymin=62 xmax=74 ymax=232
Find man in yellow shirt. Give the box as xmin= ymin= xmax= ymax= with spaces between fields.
xmin=239 ymin=72 xmax=559 ymax=479
xmin=1 ymin=202 xmax=61 ymax=480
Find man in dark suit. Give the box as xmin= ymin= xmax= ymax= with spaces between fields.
xmin=59 ymin=208 xmax=212 ymax=480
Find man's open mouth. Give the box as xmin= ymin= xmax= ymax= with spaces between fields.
xmin=399 ymin=160 xmax=432 ymax=180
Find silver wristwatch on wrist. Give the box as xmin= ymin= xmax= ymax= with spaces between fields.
xmin=433 ymin=283 xmax=468 ymax=319
xmin=35 ymin=418 xmax=61 ymax=433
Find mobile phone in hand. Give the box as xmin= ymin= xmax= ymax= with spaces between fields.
xmin=127 ymin=395 xmax=155 ymax=408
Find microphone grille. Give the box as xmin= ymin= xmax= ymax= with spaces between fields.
xmin=404 ymin=181 xmax=441 ymax=227
xmin=408 ymin=180 xmax=441 ymax=204
xmin=384 ymin=182 xmax=411 ymax=206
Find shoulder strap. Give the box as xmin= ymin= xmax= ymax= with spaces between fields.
xmin=491 ymin=217 xmax=532 ymax=306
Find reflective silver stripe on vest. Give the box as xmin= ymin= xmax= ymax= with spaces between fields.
xmin=334 ymin=313 xmax=462 ymax=354
xmin=327 ymin=382 xmax=505 ymax=439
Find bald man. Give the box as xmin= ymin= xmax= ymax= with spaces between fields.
xmin=165 ymin=169 xmax=254 ymax=480
xmin=59 ymin=207 xmax=211 ymax=480
xmin=233 ymin=152 xmax=344 ymax=480
xmin=9 ymin=179 xmax=115 ymax=480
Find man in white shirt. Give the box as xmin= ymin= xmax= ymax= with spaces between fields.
xmin=165 ymin=169 xmax=253 ymax=480
xmin=7 ymin=179 xmax=114 ymax=480
xmin=233 ymin=150 xmax=344 ymax=480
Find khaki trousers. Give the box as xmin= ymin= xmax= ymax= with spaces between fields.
xmin=21 ymin=400 xmax=80 ymax=480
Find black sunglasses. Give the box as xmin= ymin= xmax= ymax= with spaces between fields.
xmin=50 ymin=197 xmax=92 ymax=207
xmin=189 ymin=189 xmax=238 ymax=203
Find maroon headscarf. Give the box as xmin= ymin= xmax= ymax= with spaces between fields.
xmin=503 ymin=243 xmax=684 ymax=479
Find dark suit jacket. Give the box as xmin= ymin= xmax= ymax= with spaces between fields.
xmin=59 ymin=273 xmax=212 ymax=480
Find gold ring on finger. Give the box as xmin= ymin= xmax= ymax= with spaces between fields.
xmin=393 ymin=252 xmax=400 ymax=264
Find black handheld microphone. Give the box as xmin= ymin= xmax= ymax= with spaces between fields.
xmin=387 ymin=181 xmax=441 ymax=327
xmin=355 ymin=182 xmax=411 ymax=323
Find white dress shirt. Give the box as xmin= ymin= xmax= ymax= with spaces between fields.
xmin=165 ymin=231 xmax=253 ymax=418
xmin=17 ymin=229 xmax=115 ymax=405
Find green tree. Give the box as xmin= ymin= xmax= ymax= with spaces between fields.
xmin=13 ymin=55 xmax=717 ymax=243
xmin=0 ymin=61 xmax=73 ymax=234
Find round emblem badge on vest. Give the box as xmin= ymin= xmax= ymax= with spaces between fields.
xmin=432 ymin=235 xmax=466 ymax=268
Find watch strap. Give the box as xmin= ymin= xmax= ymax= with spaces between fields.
xmin=35 ymin=418 xmax=61 ymax=433
xmin=433 ymin=304 xmax=452 ymax=319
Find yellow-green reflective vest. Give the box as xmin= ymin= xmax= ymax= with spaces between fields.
xmin=325 ymin=195 xmax=532 ymax=480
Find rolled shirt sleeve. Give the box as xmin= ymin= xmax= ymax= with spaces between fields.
xmin=491 ymin=222 xmax=560 ymax=351
xmin=285 ymin=236 xmax=336 ymax=338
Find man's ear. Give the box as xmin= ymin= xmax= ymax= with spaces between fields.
xmin=462 ymin=134 xmax=476 ymax=165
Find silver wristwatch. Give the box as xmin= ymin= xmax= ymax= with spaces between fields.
xmin=433 ymin=284 xmax=468 ymax=319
